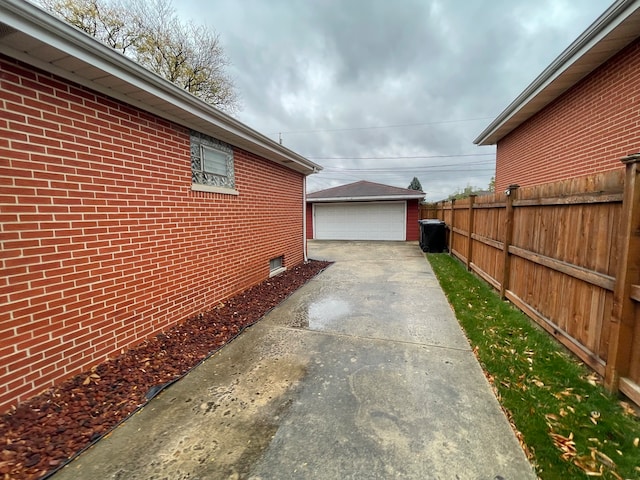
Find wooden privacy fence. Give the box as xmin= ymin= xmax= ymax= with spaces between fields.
xmin=421 ymin=155 xmax=640 ymax=405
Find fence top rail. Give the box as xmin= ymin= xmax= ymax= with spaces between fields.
xmin=472 ymin=202 xmax=507 ymax=209
xmin=516 ymin=170 xmax=624 ymax=200
xmin=514 ymin=192 xmax=623 ymax=207
xmin=426 ymin=169 xmax=623 ymax=210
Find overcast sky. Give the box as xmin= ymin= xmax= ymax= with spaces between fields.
xmin=176 ymin=0 xmax=612 ymax=201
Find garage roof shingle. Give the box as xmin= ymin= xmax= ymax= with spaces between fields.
xmin=307 ymin=181 xmax=425 ymax=202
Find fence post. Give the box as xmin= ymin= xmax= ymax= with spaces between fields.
xmin=605 ymin=154 xmax=640 ymax=393
xmin=500 ymin=184 xmax=519 ymax=299
xmin=448 ymin=199 xmax=456 ymax=254
xmin=466 ymin=194 xmax=477 ymax=271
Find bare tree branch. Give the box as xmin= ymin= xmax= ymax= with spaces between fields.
xmin=38 ymin=0 xmax=239 ymax=113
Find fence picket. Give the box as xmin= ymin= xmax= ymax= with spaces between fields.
xmin=418 ymin=164 xmax=639 ymax=404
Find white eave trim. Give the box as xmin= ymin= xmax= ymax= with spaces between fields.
xmin=0 ymin=0 xmax=322 ymax=176
xmin=307 ymin=195 xmax=425 ymax=203
xmin=474 ymin=0 xmax=640 ymax=146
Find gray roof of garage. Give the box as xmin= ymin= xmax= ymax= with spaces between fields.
xmin=307 ymin=181 xmax=425 ymax=202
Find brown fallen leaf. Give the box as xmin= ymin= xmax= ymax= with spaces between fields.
xmin=545 ymin=413 xmax=560 ymax=422
xmin=550 ymin=431 xmax=576 ymax=461
xmin=609 ymin=470 xmax=623 ymax=480
xmin=574 ymin=454 xmax=603 ymax=476
xmin=584 ymin=372 xmax=599 ymax=387
xmin=553 ymin=388 xmax=574 ymax=400
xmin=620 ymin=401 xmax=638 ymax=417
xmin=584 ymin=471 xmax=603 ymax=477
xmin=593 ymin=449 xmax=616 ymax=469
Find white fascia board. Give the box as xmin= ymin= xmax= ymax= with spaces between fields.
xmin=474 ymin=0 xmax=640 ymax=146
xmin=0 ymin=0 xmax=322 ymax=176
xmin=307 ymin=195 xmax=425 ymax=203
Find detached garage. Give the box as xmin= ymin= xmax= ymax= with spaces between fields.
xmin=306 ymin=181 xmax=425 ymax=241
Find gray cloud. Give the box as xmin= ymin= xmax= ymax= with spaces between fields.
xmin=177 ymin=0 xmax=611 ymax=200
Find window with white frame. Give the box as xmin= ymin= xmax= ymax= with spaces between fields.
xmin=190 ymin=130 xmax=235 ymax=190
xmin=269 ymin=256 xmax=285 ymax=276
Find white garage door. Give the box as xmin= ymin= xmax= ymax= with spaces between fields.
xmin=314 ymin=202 xmax=406 ymax=241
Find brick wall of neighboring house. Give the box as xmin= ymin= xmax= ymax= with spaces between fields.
xmin=0 ymin=55 xmax=306 ymax=412
xmin=495 ymin=38 xmax=640 ymax=192
xmin=305 ymin=202 xmax=313 ymax=239
xmin=406 ymin=199 xmax=419 ymax=241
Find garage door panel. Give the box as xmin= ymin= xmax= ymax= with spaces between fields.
xmin=314 ymin=202 xmax=405 ymax=241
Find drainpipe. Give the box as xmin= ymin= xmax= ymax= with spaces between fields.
xmin=303 ymin=176 xmax=308 ymax=262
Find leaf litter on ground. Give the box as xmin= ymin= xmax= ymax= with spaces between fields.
xmin=427 ymin=253 xmax=640 ymax=480
xmin=0 ymin=260 xmax=332 ymax=480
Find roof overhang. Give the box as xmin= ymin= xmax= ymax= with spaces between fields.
xmin=474 ymin=0 xmax=640 ymax=146
xmin=0 ymin=0 xmax=322 ymax=176
xmin=307 ymin=195 xmax=425 ymax=203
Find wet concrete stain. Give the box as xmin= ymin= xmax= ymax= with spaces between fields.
xmin=307 ymin=297 xmax=351 ymax=329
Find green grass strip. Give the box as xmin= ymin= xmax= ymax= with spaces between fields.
xmin=427 ymin=253 xmax=640 ymax=480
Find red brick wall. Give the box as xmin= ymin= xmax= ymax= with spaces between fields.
xmin=305 ymin=202 xmax=313 ymax=239
xmin=495 ymin=38 xmax=640 ymax=192
xmin=405 ymin=199 xmax=419 ymax=241
xmin=0 ymin=56 xmax=305 ymax=412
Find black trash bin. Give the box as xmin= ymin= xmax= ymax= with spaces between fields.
xmin=418 ymin=219 xmax=446 ymax=253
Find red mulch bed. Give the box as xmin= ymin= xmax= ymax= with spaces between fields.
xmin=0 ymin=260 xmax=331 ymax=480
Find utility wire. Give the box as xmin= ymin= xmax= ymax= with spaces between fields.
xmin=308 ymin=153 xmax=494 ymax=160
xmin=271 ymin=116 xmax=494 ymax=135
xmin=319 ymin=169 xmax=495 ymax=176
xmin=323 ymin=161 xmax=494 ymax=172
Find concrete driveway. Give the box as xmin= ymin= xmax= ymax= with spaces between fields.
xmin=54 ymin=241 xmax=536 ymax=480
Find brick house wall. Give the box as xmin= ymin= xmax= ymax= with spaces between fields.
xmin=0 ymin=55 xmax=306 ymax=412
xmin=405 ymin=199 xmax=419 ymax=241
xmin=305 ymin=202 xmax=313 ymax=239
xmin=495 ymin=38 xmax=640 ymax=192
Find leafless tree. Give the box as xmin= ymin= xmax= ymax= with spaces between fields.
xmin=39 ymin=0 xmax=239 ymax=113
